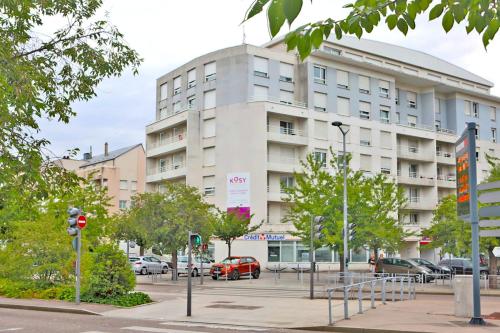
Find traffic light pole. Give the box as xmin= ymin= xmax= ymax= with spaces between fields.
xmin=187 ymin=231 xmax=192 ymax=317
xmin=76 ymin=228 xmax=81 ymax=305
xmin=310 ymin=216 xmax=314 ymax=300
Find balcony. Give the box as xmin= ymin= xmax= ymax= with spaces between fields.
xmin=267 ymin=126 xmax=308 ymax=146
xmin=404 ymin=197 xmax=436 ymax=210
xmin=249 ymin=95 xmax=309 ymax=118
xmin=146 ymin=162 xmax=186 ymax=183
xmin=146 ymin=108 xmax=189 ymax=134
xmin=437 ymin=175 xmax=456 ymax=188
xmin=147 ymin=134 xmax=186 ymax=158
xmin=436 ymin=151 xmax=455 ymax=165
xmin=267 ymin=156 xmax=302 ymax=173
xmin=397 ymin=171 xmax=435 ymax=186
xmin=397 ymin=145 xmax=434 ymax=162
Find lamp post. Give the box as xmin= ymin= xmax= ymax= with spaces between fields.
xmin=332 ymin=121 xmax=349 ymax=282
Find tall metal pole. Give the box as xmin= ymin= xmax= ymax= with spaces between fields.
xmin=76 ymin=228 xmax=81 ymax=305
xmin=342 ymin=129 xmax=348 ymax=283
xmin=467 ymin=122 xmax=485 ymax=325
xmin=310 ymin=216 xmax=314 ymax=300
xmin=187 ymin=231 xmax=192 ymax=317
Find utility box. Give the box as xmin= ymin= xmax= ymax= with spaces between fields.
xmin=454 ymin=275 xmax=473 ymax=317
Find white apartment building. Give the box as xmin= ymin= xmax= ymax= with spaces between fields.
xmin=145 ymin=36 xmax=500 ymax=268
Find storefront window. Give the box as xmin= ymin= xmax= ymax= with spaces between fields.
xmin=296 ymin=243 xmax=309 ymax=262
xmin=315 ymin=246 xmax=333 ymax=262
xmin=333 ymin=250 xmax=340 ymax=262
xmin=351 ymin=248 xmax=368 ymax=263
xmin=281 ymin=241 xmax=294 ymax=262
xmin=268 ymin=241 xmax=280 ymax=262
xmin=207 ymin=243 xmax=215 ymax=261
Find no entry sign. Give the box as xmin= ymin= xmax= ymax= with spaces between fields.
xmin=77 ymin=215 xmax=87 ymax=229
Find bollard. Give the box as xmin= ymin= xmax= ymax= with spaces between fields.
xmin=382 ymin=278 xmax=386 ymax=304
xmin=392 ymin=278 xmax=395 ymax=302
xmin=297 ymin=263 xmax=300 ymax=280
xmin=278 ymin=263 xmax=281 ymax=279
xmin=408 ymin=277 xmax=411 ymax=300
xmin=370 ymin=280 xmax=375 ymax=309
xmin=328 ymin=290 xmax=333 ymax=325
xmin=317 ymin=264 xmax=320 ymax=282
xmin=343 ymin=286 xmax=349 ymax=319
xmin=400 ymin=278 xmax=404 ymax=301
xmin=249 ymin=262 xmax=252 ymax=283
xmin=358 ymin=285 xmax=363 ymax=314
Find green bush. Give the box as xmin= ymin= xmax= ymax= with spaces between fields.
xmin=82 ymin=243 xmax=135 ymax=299
xmin=81 ymin=291 xmax=152 ymax=307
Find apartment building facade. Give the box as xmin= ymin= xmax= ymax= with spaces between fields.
xmin=145 ymin=36 xmax=500 ymax=267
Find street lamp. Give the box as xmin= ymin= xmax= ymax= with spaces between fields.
xmin=331 ymin=121 xmax=349 ymax=281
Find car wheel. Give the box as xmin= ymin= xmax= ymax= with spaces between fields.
xmin=252 ymin=268 xmax=260 ymax=279
xmin=162 ymin=266 xmax=168 ymax=274
xmin=140 ymin=267 xmax=147 ymax=275
xmin=231 ymin=269 xmax=240 ymax=280
xmin=212 ymin=276 xmax=218 ymax=280
xmin=415 ymin=274 xmax=423 ymax=283
xmin=481 ymin=271 xmax=489 ymax=279
xmin=192 ymin=268 xmax=198 ymax=277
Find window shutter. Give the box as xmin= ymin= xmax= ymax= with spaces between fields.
xmin=337 ymin=70 xmax=349 ymax=87
xmin=203 ymin=118 xmax=216 ymax=138
xmin=359 ymin=75 xmax=370 ymax=92
xmin=280 ymin=62 xmax=294 ymax=81
xmin=280 ymin=90 xmax=294 ymax=104
xmin=205 ymin=62 xmax=216 ymax=76
xmin=203 ymin=175 xmax=215 ymax=192
xmin=203 ymin=147 xmax=215 ymax=166
xmin=254 ymin=85 xmax=268 ymax=100
xmin=173 ymin=76 xmax=181 ymax=89
xmin=381 ymin=157 xmax=392 ymax=169
xmin=360 ymin=154 xmax=371 ymax=172
xmin=314 ymin=92 xmax=327 ymax=111
xmin=337 ymin=125 xmax=350 ymax=143
xmin=204 ymin=90 xmax=216 ymax=109
xmin=337 ymin=97 xmax=350 ymax=115
xmin=360 ymin=101 xmax=371 ymax=112
xmin=254 ymin=57 xmax=269 ymax=75
xmin=187 ymin=69 xmax=196 ymax=85
xmin=380 ymin=131 xmax=392 ymax=147
xmin=379 ymin=80 xmax=390 ymax=90
xmin=314 ymin=120 xmax=328 ymax=139
xmin=160 ymin=83 xmax=168 ymax=100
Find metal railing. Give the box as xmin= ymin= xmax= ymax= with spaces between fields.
xmin=327 ymin=275 xmax=416 ymax=325
xmin=150 ymin=133 xmax=186 ymax=149
xmin=147 ymin=162 xmax=186 ymax=175
xmin=267 ymin=125 xmax=305 ymax=136
xmin=249 ymin=95 xmax=307 ymax=108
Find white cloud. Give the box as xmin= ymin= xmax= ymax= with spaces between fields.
xmin=39 ymin=0 xmax=500 ymax=157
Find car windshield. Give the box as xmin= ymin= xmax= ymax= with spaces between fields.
xmin=463 ymin=260 xmax=473 ymax=268
xmin=221 ymin=258 xmax=239 ymax=264
xmin=414 ymin=258 xmax=431 ymax=265
xmin=178 ymin=257 xmax=188 ymax=263
xmin=129 ymin=257 xmax=140 ymax=262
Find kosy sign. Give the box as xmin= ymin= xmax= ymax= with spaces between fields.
xmin=227 ymin=173 xmax=250 ymax=216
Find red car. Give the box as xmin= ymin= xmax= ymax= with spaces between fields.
xmin=210 ymin=256 xmax=260 ymax=280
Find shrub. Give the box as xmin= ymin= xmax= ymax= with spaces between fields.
xmin=81 ymin=291 xmax=152 ymax=307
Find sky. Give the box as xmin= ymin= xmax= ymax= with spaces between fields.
xmin=39 ymin=0 xmax=500 ymax=159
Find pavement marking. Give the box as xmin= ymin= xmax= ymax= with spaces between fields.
xmin=0 ymin=329 xmax=23 ymax=332
xmin=81 ymin=331 xmax=111 ymax=333
xmin=121 ymin=327 xmax=197 ymax=333
xmin=161 ymin=322 xmax=269 ymax=331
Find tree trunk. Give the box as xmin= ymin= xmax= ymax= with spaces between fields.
xmin=140 ymin=246 xmax=145 ymax=256
xmin=488 ymin=247 xmax=498 ymax=289
xmin=171 ymin=251 xmax=178 ymax=281
xmin=227 ymin=240 xmax=231 ymax=257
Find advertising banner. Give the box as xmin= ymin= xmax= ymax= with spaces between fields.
xmin=226 ymin=172 xmax=250 ymax=218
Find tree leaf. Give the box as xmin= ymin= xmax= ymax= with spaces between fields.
xmin=403 ymin=13 xmax=415 ymax=29
xmin=244 ymin=0 xmax=271 ymax=21
xmin=442 ymin=10 xmax=454 ymax=33
xmin=386 ymin=14 xmax=398 ymax=30
xmin=335 ymin=24 xmax=342 ymax=39
xmin=429 ymin=4 xmax=444 ymax=21
xmin=297 ymin=34 xmax=311 ymax=60
xmin=368 ymin=11 xmax=380 ymax=26
xmin=267 ymin=0 xmax=286 ymax=37
xmin=283 ymin=0 xmax=303 ymax=26
xmin=397 ymin=18 xmax=408 ymax=35
xmin=284 ymin=32 xmax=299 ymax=51
xmin=311 ymin=28 xmax=324 ymax=49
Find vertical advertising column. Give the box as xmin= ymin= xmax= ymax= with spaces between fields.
xmin=226 ymin=172 xmax=251 ymax=218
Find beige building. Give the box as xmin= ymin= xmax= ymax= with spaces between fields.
xmin=57 ymin=143 xmax=146 ymax=214
xmin=145 ymin=36 xmax=500 ymax=268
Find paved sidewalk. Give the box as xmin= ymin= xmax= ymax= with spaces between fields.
xmin=0 ymin=296 xmax=114 ymax=315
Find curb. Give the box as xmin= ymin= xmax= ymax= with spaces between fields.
xmin=0 ymin=303 xmax=101 ymax=316
xmin=292 ymin=326 xmax=429 ymax=333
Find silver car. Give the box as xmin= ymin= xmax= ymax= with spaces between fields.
xmin=130 ymin=256 xmax=169 ymax=275
xmin=177 ymin=256 xmax=212 ymax=276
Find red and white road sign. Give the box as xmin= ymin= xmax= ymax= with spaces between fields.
xmin=77 ymin=215 xmax=87 ymax=229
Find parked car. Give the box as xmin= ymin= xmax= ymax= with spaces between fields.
xmin=210 ymin=256 xmax=260 ymax=280
xmin=177 ymin=256 xmax=212 ymax=276
xmin=129 ymin=256 xmax=169 ymax=275
xmin=438 ymin=258 xmax=489 ymax=277
xmin=410 ymin=258 xmax=452 ymax=278
xmin=375 ymin=258 xmax=433 ymax=283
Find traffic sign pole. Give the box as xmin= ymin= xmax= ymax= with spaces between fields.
xmin=76 ymin=228 xmax=81 ymax=305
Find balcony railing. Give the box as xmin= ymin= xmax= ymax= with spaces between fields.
xmin=147 ymin=162 xmax=185 ymax=176
xmin=249 ymin=95 xmax=307 ymax=108
xmin=158 ymin=104 xmax=194 ymax=121
xmin=150 ymin=133 xmax=186 ymax=149
xmin=267 ymin=125 xmax=305 ymax=137
xmin=436 ymin=151 xmax=454 ymax=158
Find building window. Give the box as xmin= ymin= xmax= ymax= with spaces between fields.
xmin=380 ymin=105 xmax=390 ymax=123
xmin=435 ymin=120 xmax=441 ymax=130
xmin=119 ymin=200 xmax=127 ymax=210
xmin=473 ymin=102 xmax=479 ymax=118
xmin=253 ymin=85 xmax=268 ymax=100
xmin=379 ymin=80 xmax=390 ymax=98
xmin=336 ymin=70 xmax=349 ymax=89
xmin=360 ymin=154 xmax=372 ymax=173
xmin=337 ymin=96 xmax=350 ymax=116
xmin=280 ymin=121 xmax=294 ymax=135
xmin=409 ymin=164 xmax=418 ymax=178
xmin=173 ymin=76 xmax=181 ymax=95
xmin=173 ymin=100 xmax=182 ymax=113
xmin=435 ymin=98 xmax=441 ymax=114
xmin=323 ymin=45 xmax=342 ymax=55
xmin=120 ymin=180 xmax=128 ymax=190
xmin=314 ymin=120 xmax=328 ymax=139
xmin=131 ymin=181 xmax=137 ymax=191
xmin=490 ymin=106 xmax=497 ymax=121
xmin=396 ymin=112 xmax=400 ymax=123
xmin=464 ymin=100 xmax=471 ymax=116
xmin=204 ymin=62 xmax=216 ymax=82
xmin=336 ymin=125 xmax=350 ymax=143
xmin=475 ymin=124 xmax=480 ymax=140
xmin=492 ymin=128 xmax=497 ymax=143
xmin=407 ymin=115 xmax=417 ymax=127
xmin=203 ymin=147 xmax=215 ymax=166
xmin=409 ymin=188 xmax=419 ymax=202
xmin=279 ymin=90 xmax=294 ymax=105
xmin=204 ymin=90 xmax=216 ymax=109
xmin=380 ymin=131 xmax=392 ymax=148
xmin=187 ymin=68 xmax=196 ymax=88
xmin=407 ymin=91 xmax=417 ymax=109
xmin=359 ymin=101 xmax=371 ymax=120
xmin=381 ymin=157 xmax=391 ymax=174
xmin=313 ymin=149 xmax=327 ymax=167
xmin=409 ymin=213 xmax=418 ymax=225
xmin=280 ymin=62 xmax=294 ymax=82
xmin=360 ymin=127 xmax=371 ymax=146
xmin=280 ymin=176 xmax=294 ymax=193
xmin=358 ymin=75 xmax=370 ymax=94
xmin=203 ymin=175 xmax=215 ymax=196
xmin=159 ymin=159 xmax=166 ymax=172
xmin=395 ymin=88 xmax=400 ymax=105
xmin=203 ymin=118 xmax=216 ymax=138
xmin=160 ymin=83 xmax=168 ymax=101
xmin=314 ymin=92 xmax=327 ymax=112
xmin=254 ymin=56 xmax=269 ymax=78
xmin=313 ymin=65 xmax=326 ymax=84
xmin=187 ymin=95 xmax=196 ymax=109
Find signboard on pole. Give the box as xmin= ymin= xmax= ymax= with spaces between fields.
xmin=226 ymin=172 xmax=250 ymax=218
xmin=455 ymin=132 xmax=471 ymax=219
xmin=77 ymin=215 xmax=87 ymax=229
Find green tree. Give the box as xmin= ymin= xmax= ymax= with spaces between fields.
xmin=212 ymin=210 xmax=263 ymax=257
xmin=244 ymin=0 xmax=499 ymax=60
xmin=482 ymin=154 xmax=500 ymax=278
xmin=128 ymin=183 xmax=214 ymax=279
xmin=421 ymin=195 xmax=472 ymax=257
xmin=0 ymin=0 xmax=141 ymax=204
xmin=284 ymin=151 xmax=409 ymax=271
